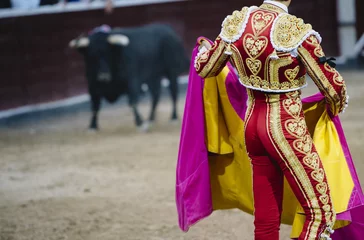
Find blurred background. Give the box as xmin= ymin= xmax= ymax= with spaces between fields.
xmin=0 ymin=0 xmax=363 ymax=240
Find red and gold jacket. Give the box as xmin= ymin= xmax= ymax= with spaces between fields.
xmin=194 ymin=1 xmax=348 ymax=116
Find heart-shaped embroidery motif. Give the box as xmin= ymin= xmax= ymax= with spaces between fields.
xmin=283 ymin=99 xmax=302 ymax=117
xmin=252 ymin=11 xmax=275 ymax=35
xmin=246 ymin=58 xmax=262 ymax=75
xmin=293 ymin=135 xmax=312 ymax=154
xmin=285 ymin=66 xmax=300 ymax=81
xmin=303 ymin=153 xmax=320 ymax=170
xmin=311 ymin=168 xmax=325 ymax=183
xmin=285 ymin=117 xmax=307 ymax=138
xmin=324 ymin=211 xmax=332 ymax=222
xmin=244 ymin=34 xmax=268 ymax=58
xmin=323 ymin=204 xmax=331 ymax=212
xmin=319 ymin=194 xmax=329 ymax=205
xmin=314 ymin=46 xmax=325 ymax=58
xmin=316 ymin=182 xmax=328 ymax=195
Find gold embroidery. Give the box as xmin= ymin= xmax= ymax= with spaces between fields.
xmin=293 ymin=134 xmax=312 ymax=154
xmin=199 ymin=39 xmax=227 ymax=78
xmin=250 ymin=75 xmax=262 ymax=88
xmin=319 ymin=195 xmax=329 ymax=205
xmin=282 ymin=93 xmax=302 ymax=117
xmin=269 ymin=56 xmax=293 ymax=89
xmin=324 ymin=63 xmax=345 ymax=86
xmin=268 ymin=98 xmax=323 ymax=238
xmin=246 ymin=58 xmax=262 ymax=75
xmin=280 ymin=93 xmax=335 ymax=228
xmin=323 ymin=205 xmax=331 ymax=212
xmin=298 ymin=46 xmax=341 ymax=115
xmin=239 ymin=72 xmax=305 ymax=91
xmin=261 ymin=80 xmax=270 ymax=89
xmin=305 ymin=36 xmax=326 ymax=60
xmin=311 ymin=168 xmax=325 ymax=183
xmin=285 ymin=117 xmax=307 ymax=138
xmin=303 ymin=153 xmax=320 ymax=170
xmin=244 ymin=89 xmax=255 ymax=133
xmin=260 ymin=3 xmax=286 ymax=13
xmin=231 ymin=44 xmax=247 ymax=77
xmin=272 ymin=14 xmax=312 ymax=50
xmin=195 ymin=51 xmax=209 ymax=72
xmin=220 ymin=7 xmax=249 ymax=43
xmin=244 ymin=34 xmax=268 ymax=58
xmin=316 ymin=182 xmax=328 ymax=195
xmin=252 ymin=11 xmax=275 ymax=35
xmin=209 ymin=53 xmax=230 ymax=77
xmin=285 ymin=66 xmax=300 ymax=81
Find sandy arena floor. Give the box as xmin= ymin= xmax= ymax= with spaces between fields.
xmin=0 ymin=71 xmax=363 ymax=240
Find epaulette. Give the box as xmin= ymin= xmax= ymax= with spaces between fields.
xmin=219 ymin=6 xmax=258 ymax=44
xmin=271 ymin=13 xmax=322 ymax=55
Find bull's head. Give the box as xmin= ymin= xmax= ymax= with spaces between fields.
xmin=69 ymin=34 xmax=130 ymax=48
xmin=69 ymin=33 xmax=129 ymax=83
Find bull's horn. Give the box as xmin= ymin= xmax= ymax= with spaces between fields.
xmin=69 ymin=37 xmax=90 ymax=48
xmin=108 ymin=34 xmax=130 ymax=46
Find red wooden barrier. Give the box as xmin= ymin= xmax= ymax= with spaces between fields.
xmin=0 ymin=0 xmax=338 ymax=113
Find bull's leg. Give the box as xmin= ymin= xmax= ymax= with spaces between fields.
xmin=148 ymin=79 xmax=161 ymax=122
xmin=168 ymin=74 xmax=178 ymax=120
xmin=90 ymin=94 xmax=101 ymax=130
xmin=128 ymin=89 xmax=143 ymax=128
xmin=131 ymin=104 xmax=143 ymax=127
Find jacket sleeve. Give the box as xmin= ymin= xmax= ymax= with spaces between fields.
xmin=194 ymin=37 xmax=231 ymax=79
xmin=298 ymin=35 xmax=349 ymax=116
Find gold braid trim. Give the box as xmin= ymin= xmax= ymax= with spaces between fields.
xmin=269 ymin=56 xmax=293 ymax=90
xmin=260 ymin=3 xmax=286 ymax=13
xmin=297 ymin=47 xmax=340 ymax=115
xmin=230 ymin=44 xmax=247 ymax=77
xmin=199 ymin=40 xmax=228 ymax=78
xmin=268 ymin=99 xmax=323 ymax=239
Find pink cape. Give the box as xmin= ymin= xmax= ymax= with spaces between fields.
xmin=175 ymin=39 xmax=364 ymax=239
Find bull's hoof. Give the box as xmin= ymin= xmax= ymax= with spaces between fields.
xmin=170 ymin=118 xmax=180 ymax=126
xmin=88 ymin=127 xmax=99 ymax=133
xmin=137 ymin=121 xmax=152 ymax=133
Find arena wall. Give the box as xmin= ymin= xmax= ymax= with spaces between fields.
xmin=0 ymin=0 xmax=339 ymax=113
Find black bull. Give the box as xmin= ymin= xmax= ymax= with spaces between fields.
xmin=69 ymin=24 xmax=189 ymax=130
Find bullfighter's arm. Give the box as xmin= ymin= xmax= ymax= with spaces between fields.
xmin=194 ymin=37 xmax=231 ymax=79
xmin=298 ymin=35 xmax=349 ymax=116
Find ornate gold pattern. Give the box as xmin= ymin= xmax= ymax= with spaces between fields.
xmin=268 ymin=97 xmax=323 ymax=239
xmin=252 ymin=11 xmax=275 ymax=35
xmin=246 ymin=58 xmax=262 ymax=75
xmin=324 ymin=63 xmax=345 ymax=86
xmin=230 ymin=44 xmax=247 ymax=77
xmin=198 ymin=38 xmax=228 ymax=78
xmin=272 ymin=14 xmax=312 ymax=51
xmin=241 ymin=10 xmax=271 ymax=86
xmin=305 ymin=36 xmax=325 ymax=58
xmin=285 ymin=66 xmax=300 ymax=81
xmin=282 ymin=93 xmax=335 ymax=226
xmin=220 ymin=7 xmax=249 ymax=43
xmin=297 ymin=46 xmax=343 ymax=115
xmin=260 ymin=3 xmax=286 ymax=13
xmin=268 ymin=56 xmax=306 ymax=91
xmin=195 ymin=50 xmax=209 ymax=73
xmin=240 ymin=74 xmax=305 ymax=91
xmin=244 ymin=35 xmax=268 ymax=58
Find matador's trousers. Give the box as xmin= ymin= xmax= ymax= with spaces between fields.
xmin=244 ymin=90 xmax=336 ymax=240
